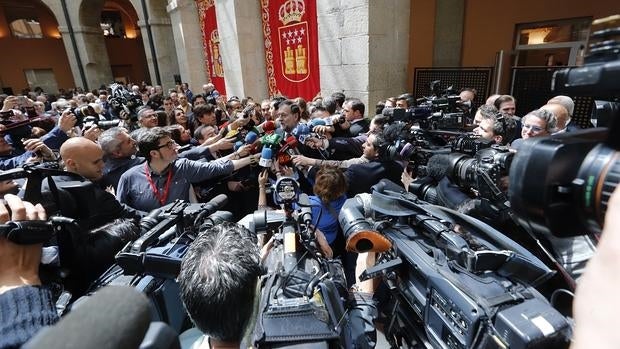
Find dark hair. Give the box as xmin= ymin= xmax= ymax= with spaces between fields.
xmin=179 ymin=222 xmax=260 ymax=341
xmin=136 ymin=127 xmax=172 ymax=161
xmin=346 ymin=98 xmax=365 ymax=118
xmin=313 ymin=166 xmax=347 ymax=204
xmin=192 ymin=94 xmax=206 ymax=105
xmin=192 ymin=104 xmax=215 ymax=119
xmin=322 ymin=96 xmax=337 ymax=115
xmin=396 ymin=93 xmax=415 ymax=108
xmin=375 ymin=100 xmax=386 ymax=116
xmin=278 ymin=99 xmax=301 ymax=120
xmin=330 ymin=92 xmax=345 ymax=108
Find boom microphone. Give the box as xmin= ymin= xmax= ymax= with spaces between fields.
xmin=23 ymin=286 xmax=151 ymax=349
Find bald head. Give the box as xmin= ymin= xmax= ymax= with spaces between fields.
xmin=548 ymin=95 xmax=574 ymax=116
xmin=541 ymin=103 xmax=570 ymax=131
xmin=60 ymin=137 xmax=105 ymax=181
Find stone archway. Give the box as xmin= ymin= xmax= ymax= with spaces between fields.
xmin=0 ymin=0 xmax=75 ymax=94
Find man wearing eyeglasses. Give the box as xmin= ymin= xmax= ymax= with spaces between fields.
xmin=116 ymin=127 xmax=258 ymax=212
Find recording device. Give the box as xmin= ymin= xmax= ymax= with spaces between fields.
xmin=23 ymin=286 xmax=180 ymax=349
xmin=340 ymin=180 xmax=571 ymax=349
xmin=382 ymin=81 xmax=470 ymax=130
xmin=81 ymin=116 xmax=120 ymax=131
xmin=511 ymin=14 xmax=620 ymax=236
xmin=90 ymin=196 xmax=231 ymax=333
xmin=248 ymin=177 xmax=360 ymax=348
xmin=108 ymin=83 xmax=144 ymax=121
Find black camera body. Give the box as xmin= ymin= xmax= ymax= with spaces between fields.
xmin=511 ymin=15 xmax=620 ymax=236
xmin=245 ymin=177 xmax=355 ymax=348
xmin=90 ymin=197 xmax=231 ymax=333
xmin=341 ymin=180 xmax=571 ymax=349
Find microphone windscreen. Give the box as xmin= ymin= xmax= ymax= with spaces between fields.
xmin=245 ymin=131 xmax=258 ymax=144
xmin=310 ymin=118 xmax=326 ymax=127
xmin=262 ymin=121 xmax=276 ymax=133
xmin=426 ymin=154 xmax=451 ymax=181
xmin=261 ymin=147 xmax=273 ymax=160
xmin=285 ymin=135 xmax=298 ymax=148
xmin=23 ymin=286 xmax=151 ymax=349
xmin=234 ymin=140 xmax=244 ymax=151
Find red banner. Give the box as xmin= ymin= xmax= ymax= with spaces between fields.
xmin=261 ymin=0 xmax=320 ymax=100
xmin=196 ymin=0 xmax=226 ymax=95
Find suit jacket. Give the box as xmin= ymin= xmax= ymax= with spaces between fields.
xmin=345 ymin=160 xmax=404 ymax=197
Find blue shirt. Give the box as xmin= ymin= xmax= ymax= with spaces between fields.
xmin=307 ymin=195 xmax=347 ymax=244
xmin=116 ymin=157 xmax=234 ymax=212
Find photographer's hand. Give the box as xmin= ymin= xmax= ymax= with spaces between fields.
xmin=2 ymin=96 xmax=18 ymax=112
xmin=22 ymin=139 xmax=55 ymax=161
xmin=292 ymin=155 xmax=314 ymax=167
xmin=58 ymin=109 xmax=77 ymax=134
xmin=0 ymin=195 xmax=47 ymax=295
xmin=401 ymin=169 xmax=413 ymax=191
xmin=83 ymin=125 xmax=102 ymax=142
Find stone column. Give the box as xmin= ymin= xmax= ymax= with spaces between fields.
xmin=137 ymin=16 xmax=179 ymax=91
xmin=167 ymin=0 xmax=207 ymax=93
xmin=432 ymin=0 xmax=464 ymax=67
xmin=317 ymin=0 xmax=410 ymax=112
xmin=215 ymin=0 xmax=268 ymax=99
xmin=69 ymin=25 xmax=114 ymax=90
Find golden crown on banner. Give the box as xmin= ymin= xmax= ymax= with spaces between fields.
xmin=278 ymin=0 xmax=305 ymax=25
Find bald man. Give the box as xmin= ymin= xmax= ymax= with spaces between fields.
xmin=57 ymin=137 xmax=143 ymax=229
xmin=60 ymin=137 xmax=105 ymax=181
xmin=540 ymin=103 xmax=570 ymax=134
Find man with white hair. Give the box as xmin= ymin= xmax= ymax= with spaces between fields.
xmin=547 ymin=95 xmax=583 ymax=131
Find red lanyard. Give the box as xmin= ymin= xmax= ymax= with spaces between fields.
xmin=144 ymin=163 xmax=173 ymax=206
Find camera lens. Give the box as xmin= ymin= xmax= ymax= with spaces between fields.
xmin=574 ymin=143 xmax=620 ymax=232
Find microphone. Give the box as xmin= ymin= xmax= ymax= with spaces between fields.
xmin=308 ymin=118 xmax=326 ymax=131
xmin=277 ymin=136 xmax=300 ymax=166
xmin=426 ymin=154 xmax=452 ymax=181
xmin=245 ymin=131 xmax=258 ymax=144
xmin=280 ymin=135 xmax=299 ymax=156
xmin=23 ymin=286 xmax=152 ymax=349
xmin=258 ymin=120 xmax=276 ymax=135
xmin=259 ymin=147 xmax=273 ymax=168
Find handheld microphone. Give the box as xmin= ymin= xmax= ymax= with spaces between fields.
xmin=258 ymin=120 xmax=276 ymax=135
xmin=259 ymin=147 xmax=273 ymax=168
xmin=244 ymin=131 xmax=259 ymax=153
xmin=23 ymin=286 xmax=152 ymax=349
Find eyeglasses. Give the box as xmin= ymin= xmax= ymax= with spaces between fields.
xmin=156 ymin=140 xmax=177 ymax=150
xmin=522 ymin=123 xmax=544 ymax=133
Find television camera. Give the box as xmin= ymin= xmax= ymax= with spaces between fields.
xmin=510 ymin=14 xmax=620 ymax=236
xmin=340 ymin=179 xmax=572 ymax=349
xmin=246 ymin=177 xmax=371 ymax=348
xmin=383 ymin=81 xmax=471 ymax=130
xmin=89 ymin=196 xmax=230 ymax=332
xmin=108 ymin=83 xmax=144 ymax=121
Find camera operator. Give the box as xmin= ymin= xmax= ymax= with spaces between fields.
xmin=59 ymin=137 xmax=143 ymax=229
xmin=178 ymin=222 xmax=261 ymax=349
xmin=472 ymin=105 xmax=518 ymax=145
xmin=0 ymin=195 xmax=58 ymax=349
